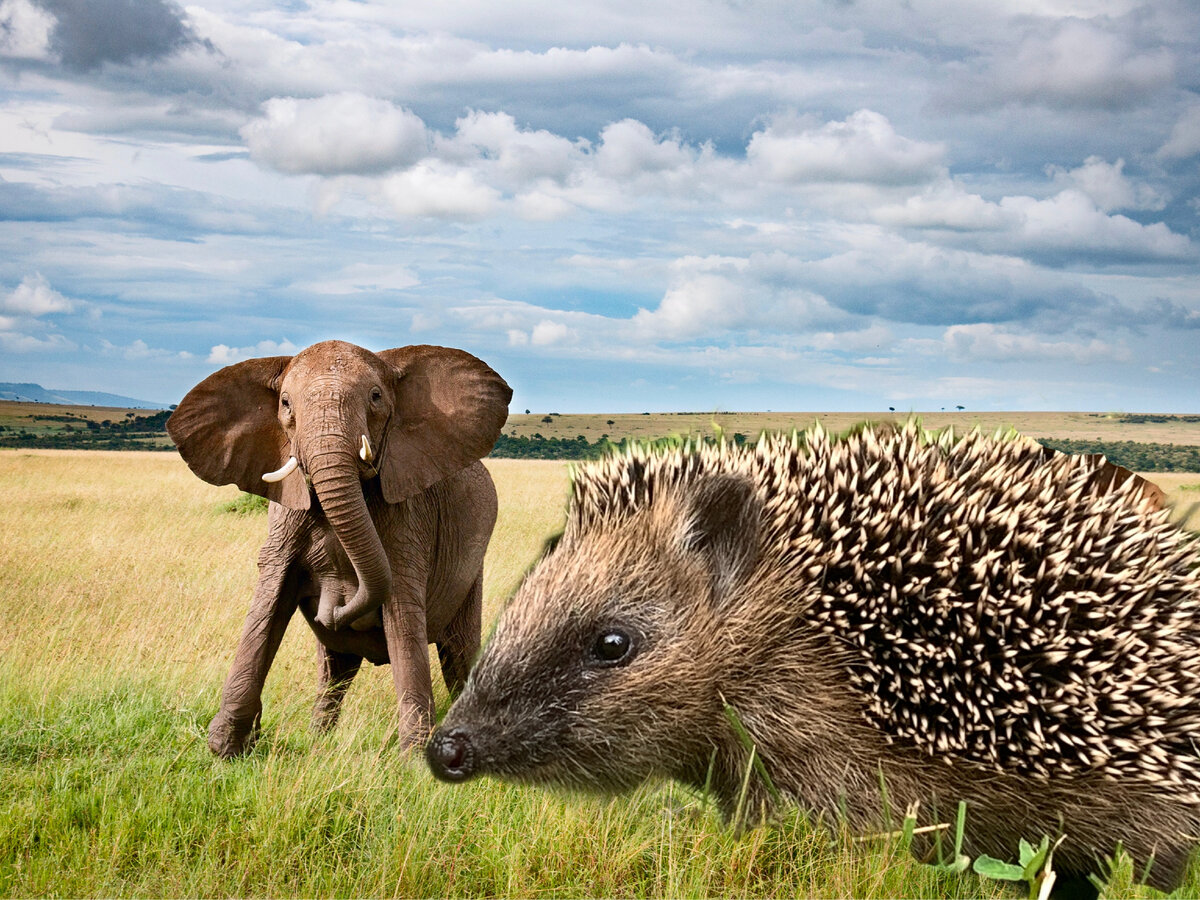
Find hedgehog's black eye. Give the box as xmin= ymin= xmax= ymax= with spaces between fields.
xmin=590 ymin=628 xmax=635 ymax=667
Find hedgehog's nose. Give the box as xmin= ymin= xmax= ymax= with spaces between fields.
xmin=426 ymin=726 xmax=476 ymax=782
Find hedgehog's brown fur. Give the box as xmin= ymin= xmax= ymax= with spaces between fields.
xmin=431 ymin=424 xmax=1200 ymax=891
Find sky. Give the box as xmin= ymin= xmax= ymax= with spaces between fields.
xmin=0 ymin=0 xmax=1197 ymax=412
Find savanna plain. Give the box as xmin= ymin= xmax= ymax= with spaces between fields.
xmin=3 ymin=437 xmax=1200 ymax=897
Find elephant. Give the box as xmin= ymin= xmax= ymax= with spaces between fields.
xmin=167 ymin=339 xmax=512 ymax=757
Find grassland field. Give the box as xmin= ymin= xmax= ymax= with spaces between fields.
xmin=2 ymin=442 xmax=1199 ymax=897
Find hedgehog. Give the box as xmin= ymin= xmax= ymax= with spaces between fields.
xmin=427 ymin=423 xmax=1200 ymax=894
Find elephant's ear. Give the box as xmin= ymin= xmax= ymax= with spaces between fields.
xmin=375 ymin=345 xmax=512 ymax=504
xmin=166 ymin=356 xmax=310 ymax=509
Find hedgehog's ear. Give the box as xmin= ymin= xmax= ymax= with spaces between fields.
xmin=678 ymin=474 xmax=762 ymax=605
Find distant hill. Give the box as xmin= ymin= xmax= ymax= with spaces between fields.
xmin=0 ymin=382 xmax=167 ymax=409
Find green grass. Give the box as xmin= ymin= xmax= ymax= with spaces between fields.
xmin=0 ymin=676 xmax=1011 ymax=898
xmin=0 ymin=449 xmax=1193 ymax=897
xmin=222 ymin=491 xmax=270 ymax=515
xmin=0 ymin=685 xmax=1022 ymax=898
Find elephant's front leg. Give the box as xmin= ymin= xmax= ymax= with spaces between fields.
xmin=380 ymin=571 xmax=435 ymax=749
xmin=209 ymin=563 xmax=298 ymax=758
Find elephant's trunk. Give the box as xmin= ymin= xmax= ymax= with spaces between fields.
xmin=307 ymin=443 xmax=391 ymax=630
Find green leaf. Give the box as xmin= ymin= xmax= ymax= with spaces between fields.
xmin=1018 ymin=838 xmax=1036 ymax=867
xmin=940 ymin=853 xmax=971 ymax=874
xmin=899 ymin=807 xmax=916 ymax=852
xmin=1022 ymin=836 xmax=1051 ymax=881
xmin=952 ymin=800 xmax=967 ymax=856
xmin=973 ymin=855 xmax=1027 ymax=881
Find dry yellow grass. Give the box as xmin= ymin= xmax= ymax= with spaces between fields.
xmin=1145 ymin=472 xmax=1200 ymax=531
xmin=0 ymin=451 xmax=570 ymax=713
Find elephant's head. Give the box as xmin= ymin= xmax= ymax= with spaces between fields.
xmin=167 ymin=340 xmax=512 ymax=630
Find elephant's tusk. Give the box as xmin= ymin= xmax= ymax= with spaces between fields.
xmin=359 ymin=434 xmax=374 ymax=464
xmin=262 ymin=456 xmax=299 ymax=483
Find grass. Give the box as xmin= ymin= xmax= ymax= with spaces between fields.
xmin=0 ymin=677 xmax=1000 ymax=897
xmin=0 ymin=449 xmax=1196 ymax=897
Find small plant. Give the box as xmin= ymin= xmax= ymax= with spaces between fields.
xmin=930 ymin=800 xmax=970 ymax=875
xmin=974 ymin=835 xmax=1065 ymax=900
xmin=858 ymin=793 xmax=1065 ymax=896
xmin=222 ymin=492 xmax=268 ymax=515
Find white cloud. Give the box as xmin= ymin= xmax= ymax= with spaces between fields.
xmin=594 ymin=119 xmax=693 ymax=179
xmin=998 ymin=189 xmax=1191 ymax=260
xmin=446 ymin=110 xmax=584 ymax=184
xmin=0 ymin=0 xmax=54 ymax=61
xmin=800 ymin=228 xmax=1096 ymax=324
xmin=410 ymin=311 xmax=440 ymax=332
xmin=873 ymin=182 xmax=1009 ymax=231
xmin=953 ymin=18 xmax=1174 ymax=110
xmin=100 ymin=338 xmax=193 ymax=360
xmin=1047 ymin=156 xmax=1165 ymax=212
xmin=304 ymin=263 xmax=419 ymax=295
xmin=207 ymin=338 xmax=299 ymax=365
xmin=1158 ymin=104 xmax=1200 ymax=160
xmin=804 ymin=324 xmax=893 ymax=353
xmin=0 ymin=274 xmax=77 ymax=356
xmin=747 ymin=110 xmax=944 ymax=186
xmin=634 ymin=273 xmax=743 ymax=340
xmin=2 ymin=274 xmax=74 ymax=316
xmin=632 ymin=254 xmax=850 ymax=340
xmin=0 ymin=331 xmax=75 ymax=353
xmin=381 ymin=162 xmax=501 ymax=220
xmin=512 ymin=189 xmax=576 ymax=221
xmin=875 ymin=173 xmax=1191 ymax=262
xmin=530 ymin=319 xmax=575 ymax=346
xmin=942 ymin=323 xmax=1127 ymax=364
xmin=241 ymin=93 xmax=429 ymax=176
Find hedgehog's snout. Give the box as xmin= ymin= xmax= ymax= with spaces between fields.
xmin=426 ymin=726 xmax=476 ymax=782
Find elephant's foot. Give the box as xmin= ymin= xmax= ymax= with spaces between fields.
xmin=207 ymin=711 xmax=260 ymax=759
xmin=396 ymin=703 xmax=434 ymax=751
xmin=311 ymin=698 xmax=342 ymax=734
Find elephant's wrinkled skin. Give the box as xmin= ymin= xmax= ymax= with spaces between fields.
xmin=168 ymin=340 xmax=511 ymax=757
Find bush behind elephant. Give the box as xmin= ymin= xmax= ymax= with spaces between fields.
xmin=168 ymin=339 xmax=512 ymax=756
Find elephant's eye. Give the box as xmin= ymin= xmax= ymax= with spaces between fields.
xmin=370 ymin=386 xmax=383 ymax=404
xmin=280 ymin=393 xmax=291 ymax=410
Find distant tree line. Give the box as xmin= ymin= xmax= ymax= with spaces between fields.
xmin=1109 ymin=413 xmax=1200 ymax=425
xmin=0 ymin=410 xmax=174 ymax=451
xmin=3 ymin=413 xmax=1198 ymax=472
xmin=1036 ymin=438 xmax=1200 ymax=473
